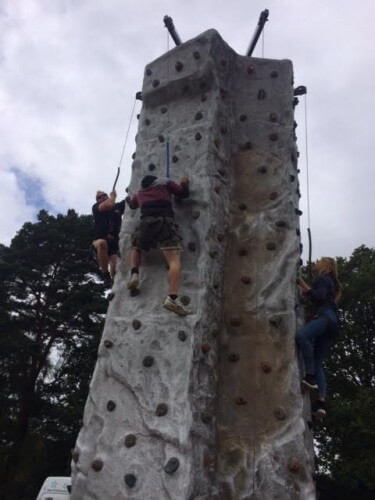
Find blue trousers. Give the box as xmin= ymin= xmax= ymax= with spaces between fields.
xmin=296 ymin=308 xmax=338 ymax=397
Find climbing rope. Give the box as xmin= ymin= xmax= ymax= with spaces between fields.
xmin=303 ymin=93 xmax=313 ymax=279
xmin=112 ymin=96 xmax=137 ymax=191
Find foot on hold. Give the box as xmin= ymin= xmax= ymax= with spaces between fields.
xmin=312 ymin=400 xmax=327 ymax=419
xmin=301 ymin=374 xmax=318 ymax=391
xmin=163 ymin=296 xmax=192 ymax=316
xmin=127 ymin=273 xmax=139 ymax=290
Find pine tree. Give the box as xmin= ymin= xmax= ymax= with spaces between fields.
xmin=0 ymin=210 xmax=106 ymax=499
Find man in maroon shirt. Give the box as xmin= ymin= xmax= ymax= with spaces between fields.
xmin=126 ymin=175 xmax=191 ymax=316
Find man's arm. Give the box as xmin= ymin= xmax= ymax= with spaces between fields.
xmin=98 ymin=191 xmax=116 ymax=212
xmin=166 ymin=177 xmax=189 ymax=198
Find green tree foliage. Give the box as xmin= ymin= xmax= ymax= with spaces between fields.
xmin=0 ymin=210 xmax=106 ymax=500
xmin=314 ymin=246 xmax=375 ymax=499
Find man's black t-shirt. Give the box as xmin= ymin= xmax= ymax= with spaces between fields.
xmin=92 ymin=199 xmax=125 ymax=240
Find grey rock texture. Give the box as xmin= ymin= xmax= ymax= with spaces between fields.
xmin=71 ymin=30 xmax=315 ymax=499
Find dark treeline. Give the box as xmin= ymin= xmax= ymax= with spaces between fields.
xmin=0 ymin=210 xmax=374 ymax=499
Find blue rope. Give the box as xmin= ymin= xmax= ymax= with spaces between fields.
xmin=166 ymin=141 xmax=170 ymax=178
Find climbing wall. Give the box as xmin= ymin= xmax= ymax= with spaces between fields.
xmin=71 ymin=30 xmax=315 ymax=499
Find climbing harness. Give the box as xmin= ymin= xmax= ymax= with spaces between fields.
xmin=112 ymin=96 xmax=137 ymax=191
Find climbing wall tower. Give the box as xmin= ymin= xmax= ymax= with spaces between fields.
xmin=71 ymin=30 xmax=315 ymax=499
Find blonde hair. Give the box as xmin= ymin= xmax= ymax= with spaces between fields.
xmin=317 ymin=257 xmax=342 ymax=302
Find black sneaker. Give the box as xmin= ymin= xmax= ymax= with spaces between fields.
xmin=312 ymin=400 xmax=327 ymax=419
xmin=301 ymin=374 xmax=318 ymax=391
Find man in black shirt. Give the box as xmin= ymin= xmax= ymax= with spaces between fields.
xmin=92 ymin=190 xmax=125 ymax=284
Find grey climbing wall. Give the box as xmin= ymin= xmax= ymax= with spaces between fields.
xmin=71 ymin=30 xmax=315 ymax=499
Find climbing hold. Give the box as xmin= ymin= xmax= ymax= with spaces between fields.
xmin=160 ymin=107 xmax=167 ymax=114
xmin=270 ymin=70 xmax=279 ymax=78
xmin=238 ymin=203 xmax=247 ymax=211
xmin=260 ymin=361 xmax=272 ymax=373
xmin=106 ymin=400 xmax=116 ymax=412
xmin=274 ymin=407 xmax=287 ymax=420
xmin=288 ymin=460 xmax=300 ymax=474
xmin=209 ymin=250 xmax=218 ymax=259
xmin=145 ymin=118 xmax=150 ymax=126
xmin=266 ymin=242 xmax=276 ymax=251
xmin=193 ymin=50 xmax=200 ymax=59
xmin=241 ymin=275 xmax=251 ymax=285
xmin=92 ymin=459 xmax=103 ymax=472
xmin=155 ymin=403 xmax=168 ymax=416
xmin=269 ymin=191 xmax=278 ymax=200
xmin=146 ymin=68 xmax=152 ymax=76
xmin=257 ymin=166 xmax=267 ymax=174
xmin=108 ymin=292 xmax=115 ymax=301
xmin=124 ymin=434 xmax=137 ymax=448
xmin=164 ymin=457 xmax=180 ymax=474
xmin=143 ymin=356 xmax=154 ymax=368
xmin=290 ymin=174 xmax=296 ymax=182
xmin=258 ymin=89 xmax=266 ymax=99
xmin=201 ymin=343 xmax=211 ymax=354
xmin=172 ymin=155 xmax=179 ymax=163
xmin=293 ymin=97 xmax=299 ymax=107
xmin=136 ymin=114 xmax=140 ymax=120
xmin=269 ymin=112 xmax=278 ymax=122
xmin=238 ymin=248 xmax=248 ymax=256
xmin=269 ymin=133 xmax=279 ymax=141
xmin=72 ymin=450 xmax=79 ymax=463
xmin=178 ymin=330 xmax=187 ymax=342
xmin=220 ymin=127 xmax=227 ymax=135
xmin=201 ymin=411 xmax=212 ymax=424
xmin=240 ymin=114 xmax=247 ymax=122
xmin=247 ymin=64 xmax=255 ymax=74
xmin=188 ymin=242 xmax=196 ymax=252
xmin=213 ymin=283 xmax=219 ymax=290
xmin=152 ymin=79 xmax=160 ymax=88
xmin=242 ymin=141 xmax=252 ymax=150
xmin=132 ymin=319 xmax=141 ymax=330
xmin=124 ymin=474 xmax=137 ymax=488
xmin=192 ymin=210 xmax=200 ymax=220
xmin=275 ymin=220 xmax=286 ymax=227
xmin=230 ymin=317 xmax=241 ymax=327
xmin=228 ymin=353 xmax=240 ymax=362
xmin=148 ymin=163 xmax=156 ymax=171
xmin=132 ymin=152 xmax=136 ymax=159
xmin=104 ymin=340 xmax=113 ymax=348
xmin=195 ymin=132 xmax=202 ymax=141
xmin=201 ymin=94 xmax=207 ymax=102
xmin=295 ymin=208 xmax=303 ymax=216
xmin=180 ymin=296 xmax=190 ymax=306
xmin=214 ymin=186 xmax=221 ymax=194
xmin=235 ymin=397 xmax=247 ymax=405
xmin=158 ymin=135 xmax=165 ymax=143
xmin=220 ymin=59 xmax=227 ymax=67
xmin=130 ymin=288 xmax=140 ymax=297
xmin=175 ymin=61 xmax=183 ymax=72
xmin=299 ymin=258 xmax=303 ymax=266
xmin=195 ymin=112 xmax=203 ymax=121
xmin=296 ymin=228 xmax=300 ymax=236
xmin=217 ymin=233 xmax=225 ymax=242
xmin=218 ymin=168 xmax=226 ymax=176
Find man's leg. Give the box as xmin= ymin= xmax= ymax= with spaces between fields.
xmin=93 ymin=239 xmax=109 ymax=274
xmin=162 ymin=249 xmax=191 ymax=315
xmin=127 ymin=248 xmax=141 ymax=289
xmin=162 ymin=249 xmax=181 ymax=295
xmin=108 ymin=255 xmax=117 ymax=279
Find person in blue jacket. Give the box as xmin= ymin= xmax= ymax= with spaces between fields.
xmin=296 ymin=257 xmax=342 ymax=419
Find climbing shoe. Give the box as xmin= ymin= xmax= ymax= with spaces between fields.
xmin=163 ymin=296 xmax=192 ymax=316
xmin=301 ymin=374 xmax=318 ymax=391
xmin=312 ymin=400 xmax=327 ymax=419
xmin=127 ymin=273 xmax=139 ymax=290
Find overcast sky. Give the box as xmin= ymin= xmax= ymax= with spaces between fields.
xmin=0 ymin=0 xmax=374 ymax=260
